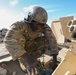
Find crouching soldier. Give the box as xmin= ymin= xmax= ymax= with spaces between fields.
xmin=3 ymin=6 xmax=58 ymax=75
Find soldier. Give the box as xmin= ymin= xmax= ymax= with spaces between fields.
xmin=4 ymin=6 xmax=58 ymax=75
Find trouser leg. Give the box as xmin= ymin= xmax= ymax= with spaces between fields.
xmin=0 ymin=60 xmax=26 ymax=75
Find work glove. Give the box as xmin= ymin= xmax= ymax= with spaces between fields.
xmin=50 ymin=54 xmax=58 ymax=73
xmin=18 ymin=53 xmax=41 ymax=75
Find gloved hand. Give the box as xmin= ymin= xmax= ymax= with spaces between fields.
xmin=50 ymin=54 xmax=58 ymax=71
xmin=26 ymin=60 xmax=40 ymax=75
xmin=18 ymin=53 xmax=40 ymax=75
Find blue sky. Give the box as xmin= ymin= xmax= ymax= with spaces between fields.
xmin=0 ymin=0 xmax=76 ymax=29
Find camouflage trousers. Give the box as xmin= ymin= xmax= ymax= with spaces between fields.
xmin=0 ymin=60 xmax=26 ymax=75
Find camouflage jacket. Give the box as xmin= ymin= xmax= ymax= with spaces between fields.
xmin=4 ymin=21 xmax=58 ymax=60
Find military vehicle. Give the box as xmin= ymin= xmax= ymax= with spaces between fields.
xmin=52 ymin=17 xmax=76 ymax=75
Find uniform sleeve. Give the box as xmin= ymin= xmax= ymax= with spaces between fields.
xmin=4 ymin=21 xmax=26 ymax=60
xmin=43 ymin=24 xmax=58 ymax=55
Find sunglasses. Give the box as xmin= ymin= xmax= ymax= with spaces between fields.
xmin=31 ymin=20 xmax=45 ymax=26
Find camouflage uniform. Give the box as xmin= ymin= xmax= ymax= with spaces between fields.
xmin=4 ymin=21 xmax=58 ymax=60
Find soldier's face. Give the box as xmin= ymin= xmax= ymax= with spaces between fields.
xmin=30 ymin=23 xmax=44 ymax=31
xmin=33 ymin=24 xmax=43 ymax=31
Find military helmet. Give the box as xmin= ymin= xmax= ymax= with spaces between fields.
xmin=27 ymin=6 xmax=48 ymax=24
